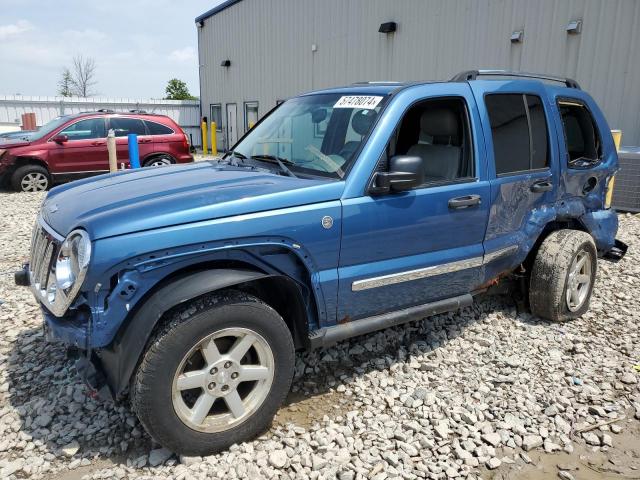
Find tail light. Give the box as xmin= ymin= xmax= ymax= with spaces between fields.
xmin=605 ymin=175 xmax=616 ymax=209
xmin=182 ymin=132 xmax=189 ymax=150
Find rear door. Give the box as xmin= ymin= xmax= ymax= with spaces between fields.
xmin=469 ymin=81 xmax=561 ymax=279
xmin=108 ymin=116 xmax=154 ymax=166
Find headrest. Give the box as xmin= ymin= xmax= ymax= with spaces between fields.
xmin=351 ymin=110 xmax=377 ymax=136
xmin=420 ymin=109 xmax=458 ymax=136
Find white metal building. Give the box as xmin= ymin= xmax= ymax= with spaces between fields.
xmin=0 ymin=95 xmax=202 ymax=146
xmin=196 ymin=0 xmax=640 ymax=151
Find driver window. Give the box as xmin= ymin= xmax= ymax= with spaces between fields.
xmin=385 ymin=97 xmax=474 ymax=185
xmin=59 ymin=118 xmax=106 ymax=141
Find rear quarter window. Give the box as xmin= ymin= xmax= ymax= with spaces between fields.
xmin=557 ymin=99 xmax=601 ymax=168
xmin=145 ymin=120 xmax=175 ymax=135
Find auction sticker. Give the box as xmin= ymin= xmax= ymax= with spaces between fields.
xmin=334 ymin=95 xmax=383 ymax=109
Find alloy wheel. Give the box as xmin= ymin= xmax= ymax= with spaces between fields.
xmin=171 ymin=327 xmax=274 ymax=433
xmin=20 ymin=172 xmax=48 ymax=192
xmin=566 ymin=249 xmax=592 ymax=312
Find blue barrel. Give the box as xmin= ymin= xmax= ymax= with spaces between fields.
xmin=128 ymin=134 xmax=141 ymax=169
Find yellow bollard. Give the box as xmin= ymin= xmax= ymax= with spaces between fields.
xmin=606 ymin=129 xmax=622 ymax=208
xmin=201 ymin=118 xmax=208 ymax=155
xmin=611 ymin=129 xmax=622 ymax=151
xmin=248 ymin=121 xmax=255 ymax=129
xmin=210 ymin=122 xmax=218 ymax=156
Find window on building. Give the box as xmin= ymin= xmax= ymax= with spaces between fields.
xmin=244 ymin=102 xmax=259 ymax=130
xmin=485 ymin=94 xmax=549 ymax=175
xmin=144 ymin=120 xmax=174 ymax=135
xmin=386 ymin=97 xmax=474 ymax=185
xmin=210 ymin=104 xmax=222 ymax=131
xmin=109 ymin=117 xmax=147 ymax=137
xmin=558 ymin=99 xmax=601 ymax=168
xmin=59 ymin=118 xmax=106 ymax=140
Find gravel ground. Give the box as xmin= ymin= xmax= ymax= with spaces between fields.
xmin=0 ymin=190 xmax=638 ymax=480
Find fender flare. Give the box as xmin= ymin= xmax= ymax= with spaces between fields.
xmin=98 ymin=268 xmax=268 ymax=398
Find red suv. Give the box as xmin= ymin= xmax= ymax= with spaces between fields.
xmin=0 ymin=111 xmax=194 ymax=192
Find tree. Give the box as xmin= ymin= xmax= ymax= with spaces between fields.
xmin=58 ymin=68 xmax=73 ymax=97
xmin=70 ymin=55 xmax=97 ymax=97
xmin=165 ymin=78 xmax=196 ymax=100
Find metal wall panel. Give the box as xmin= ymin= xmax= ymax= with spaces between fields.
xmin=0 ymin=96 xmax=202 ymax=146
xmin=198 ymin=0 xmax=640 ymax=149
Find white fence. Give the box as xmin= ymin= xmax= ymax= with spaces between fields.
xmin=0 ymin=95 xmax=202 ymax=146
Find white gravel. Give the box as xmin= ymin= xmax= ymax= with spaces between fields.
xmin=0 ymin=190 xmax=638 ymax=479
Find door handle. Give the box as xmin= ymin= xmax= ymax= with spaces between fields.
xmin=448 ymin=194 xmax=481 ymax=209
xmin=91 ymin=141 xmax=106 ymax=146
xmin=139 ymin=138 xmax=152 ymax=143
xmin=530 ymin=180 xmax=553 ymax=193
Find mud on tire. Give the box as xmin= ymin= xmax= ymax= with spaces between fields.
xmin=529 ymin=229 xmax=597 ymax=321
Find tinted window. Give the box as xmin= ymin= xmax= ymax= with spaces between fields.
xmin=485 ymin=94 xmax=530 ymax=174
xmin=558 ymin=100 xmax=600 ymax=167
xmin=110 ymin=117 xmax=146 ymax=137
xmin=527 ymin=95 xmax=549 ymax=169
xmin=59 ymin=118 xmax=106 ymax=140
xmin=145 ymin=121 xmax=174 ymax=135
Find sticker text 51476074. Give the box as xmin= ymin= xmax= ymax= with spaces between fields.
xmin=333 ymin=96 xmax=383 ymax=109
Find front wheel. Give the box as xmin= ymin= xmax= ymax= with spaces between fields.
xmin=131 ymin=291 xmax=294 ymax=456
xmin=529 ymin=229 xmax=597 ymax=321
xmin=11 ymin=165 xmax=51 ymax=192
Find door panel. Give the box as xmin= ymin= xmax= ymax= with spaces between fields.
xmin=48 ymin=117 xmax=108 ymax=174
xmin=468 ymin=81 xmax=561 ymax=280
xmin=337 ymin=92 xmax=490 ymax=322
xmin=226 ymin=104 xmax=237 ymax=149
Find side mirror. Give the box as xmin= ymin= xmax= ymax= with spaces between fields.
xmin=52 ymin=134 xmax=68 ymax=144
xmin=370 ymin=155 xmax=425 ymax=194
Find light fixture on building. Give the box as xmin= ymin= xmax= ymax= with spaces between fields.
xmin=510 ymin=30 xmax=524 ymax=43
xmin=379 ymin=22 xmax=397 ymax=34
xmin=311 ymin=44 xmax=318 ymax=52
xmin=566 ymin=19 xmax=582 ymax=34
xmin=220 ymin=59 xmax=231 ymax=67
xmin=196 ymin=20 xmax=204 ymax=28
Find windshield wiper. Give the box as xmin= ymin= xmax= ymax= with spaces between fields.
xmin=250 ymin=154 xmax=298 ymax=178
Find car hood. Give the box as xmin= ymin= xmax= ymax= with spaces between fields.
xmin=0 ymin=140 xmax=31 ymax=148
xmin=41 ymin=161 xmax=343 ymax=240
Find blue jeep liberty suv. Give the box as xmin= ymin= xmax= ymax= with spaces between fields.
xmin=15 ymin=70 xmax=627 ymax=455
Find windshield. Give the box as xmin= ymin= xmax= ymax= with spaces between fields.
xmin=28 ymin=115 xmax=73 ymax=141
xmin=229 ymin=93 xmax=387 ymax=178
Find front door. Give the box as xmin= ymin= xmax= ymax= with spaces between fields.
xmin=48 ymin=117 xmax=109 ymax=176
xmin=337 ymin=93 xmax=490 ymax=321
xmin=226 ymin=104 xmax=237 ymax=150
xmin=468 ymin=81 xmax=560 ymax=280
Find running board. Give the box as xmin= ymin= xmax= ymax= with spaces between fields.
xmin=308 ymin=294 xmax=473 ymax=349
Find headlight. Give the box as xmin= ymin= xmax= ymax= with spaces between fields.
xmin=55 ymin=229 xmax=91 ymax=291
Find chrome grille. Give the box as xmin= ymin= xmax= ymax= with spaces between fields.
xmin=29 ymin=221 xmax=59 ymax=292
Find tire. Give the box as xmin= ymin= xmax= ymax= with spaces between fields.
xmin=131 ymin=290 xmax=295 ymax=455
xmin=11 ymin=164 xmax=51 ymax=192
xmin=529 ymin=229 xmax=597 ymax=321
xmin=143 ymin=154 xmax=175 ymax=167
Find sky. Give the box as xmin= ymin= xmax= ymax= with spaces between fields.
xmin=0 ymin=0 xmax=224 ymax=99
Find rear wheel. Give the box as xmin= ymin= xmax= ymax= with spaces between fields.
xmin=11 ymin=165 xmax=51 ymax=192
xmin=131 ymin=291 xmax=294 ymax=456
xmin=529 ymin=229 xmax=597 ymax=321
xmin=144 ymin=154 xmax=174 ymax=167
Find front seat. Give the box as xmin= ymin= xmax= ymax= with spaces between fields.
xmin=407 ymin=109 xmax=461 ymax=182
xmin=339 ymin=109 xmax=378 ymax=159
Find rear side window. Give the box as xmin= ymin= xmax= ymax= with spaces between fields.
xmin=557 ymin=99 xmax=601 ymax=168
xmin=145 ymin=120 xmax=174 ymax=135
xmin=110 ymin=117 xmax=147 ymax=137
xmin=485 ymin=94 xmax=549 ymax=175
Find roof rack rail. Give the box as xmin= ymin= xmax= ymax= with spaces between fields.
xmin=129 ymin=109 xmax=147 ymax=114
xmin=96 ymin=108 xmax=115 ymax=113
xmin=450 ymin=69 xmax=581 ymax=89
